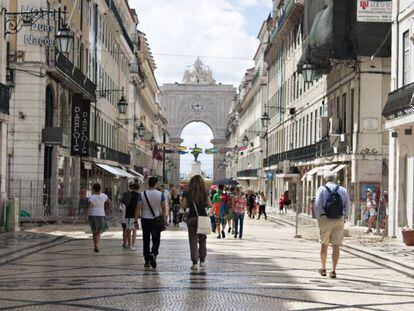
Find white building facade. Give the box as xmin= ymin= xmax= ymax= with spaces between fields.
xmin=383 ymin=0 xmax=414 ymax=238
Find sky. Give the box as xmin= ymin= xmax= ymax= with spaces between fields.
xmin=130 ymin=0 xmax=272 ymax=85
xmin=129 ymin=0 xmax=272 ymax=177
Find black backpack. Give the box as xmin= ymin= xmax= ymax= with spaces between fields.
xmin=323 ymin=185 xmax=343 ymax=218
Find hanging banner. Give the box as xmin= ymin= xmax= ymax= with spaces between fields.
xmin=357 ymin=0 xmax=392 ymax=23
xmin=71 ymin=94 xmax=90 ymax=156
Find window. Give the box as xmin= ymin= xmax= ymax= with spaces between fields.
xmin=340 ymin=93 xmax=347 ymax=134
xmin=403 ymin=31 xmax=410 ymax=86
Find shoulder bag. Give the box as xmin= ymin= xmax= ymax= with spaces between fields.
xmin=143 ymin=191 xmax=166 ymax=232
xmin=193 ymin=202 xmax=211 ymax=235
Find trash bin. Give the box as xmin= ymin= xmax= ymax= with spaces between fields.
xmin=5 ymin=198 xmax=20 ymax=232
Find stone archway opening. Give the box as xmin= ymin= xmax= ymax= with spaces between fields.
xmin=180 ymin=122 xmax=214 ymax=180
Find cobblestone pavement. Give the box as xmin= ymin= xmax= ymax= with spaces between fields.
xmin=0 ymin=218 xmax=413 ymax=310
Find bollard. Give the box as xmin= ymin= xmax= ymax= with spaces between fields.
xmin=5 ymin=198 xmax=20 ymax=232
xmin=294 ymin=204 xmax=302 ymax=238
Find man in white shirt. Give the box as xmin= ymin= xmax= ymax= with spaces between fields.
xmin=314 ymin=172 xmax=350 ymax=279
xmin=136 ymin=177 xmax=167 ymax=269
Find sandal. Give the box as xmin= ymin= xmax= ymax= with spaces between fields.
xmin=329 ymin=271 xmax=337 ymax=279
xmin=318 ymin=269 xmax=327 ymax=276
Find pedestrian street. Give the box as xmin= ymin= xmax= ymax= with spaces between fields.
xmin=0 ymin=217 xmax=413 ymax=310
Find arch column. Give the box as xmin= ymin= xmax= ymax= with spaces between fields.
xmin=170 ymin=137 xmax=183 ymax=186
xmin=211 ymin=138 xmax=227 ymax=181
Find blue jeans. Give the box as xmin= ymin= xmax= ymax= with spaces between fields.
xmin=234 ymin=213 xmax=245 ymax=238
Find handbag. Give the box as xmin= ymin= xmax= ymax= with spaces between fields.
xmin=193 ymin=202 xmax=211 ymax=235
xmin=143 ymin=191 xmax=166 ymax=232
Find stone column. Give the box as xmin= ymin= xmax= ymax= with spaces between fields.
xmin=169 ymin=138 xmax=183 ymax=185
xmin=211 ymin=138 xmax=227 ymax=181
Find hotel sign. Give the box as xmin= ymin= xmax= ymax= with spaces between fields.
xmin=71 ymin=94 xmax=90 ymax=157
xmin=21 ymin=5 xmax=58 ymax=47
xmin=357 ymin=0 xmax=392 ymax=23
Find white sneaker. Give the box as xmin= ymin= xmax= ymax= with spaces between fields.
xmin=129 ymin=246 xmax=137 ymax=251
xmin=191 ymin=263 xmax=199 ymax=271
xmin=199 ymin=261 xmax=206 ymax=268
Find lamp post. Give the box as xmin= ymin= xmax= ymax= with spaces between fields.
xmin=301 ymin=62 xmax=316 ymax=83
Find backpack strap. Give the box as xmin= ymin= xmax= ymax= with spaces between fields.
xmin=324 ymin=186 xmax=332 ymax=193
xmin=333 ymin=185 xmax=340 ymax=193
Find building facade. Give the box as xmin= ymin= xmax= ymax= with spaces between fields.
xmin=230 ymin=0 xmax=392 ymax=227
xmin=6 ymin=0 xmax=138 ymax=219
xmin=383 ymin=0 xmax=414 ymax=238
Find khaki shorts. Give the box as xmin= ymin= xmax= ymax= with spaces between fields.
xmin=318 ymin=216 xmax=344 ymax=245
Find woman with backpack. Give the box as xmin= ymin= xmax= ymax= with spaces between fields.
xmin=182 ymin=175 xmax=212 ymax=270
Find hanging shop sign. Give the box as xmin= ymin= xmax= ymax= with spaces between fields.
xmin=71 ymin=94 xmax=90 ymax=156
xmin=357 ymin=0 xmax=392 ymax=23
xmin=42 ymin=127 xmax=63 ymax=146
xmin=21 ymin=5 xmax=59 ymax=47
xmin=265 ymin=170 xmax=274 ymax=180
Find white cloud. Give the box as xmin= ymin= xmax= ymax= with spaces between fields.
xmin=129 ymin=0 xmax=264 ymax=86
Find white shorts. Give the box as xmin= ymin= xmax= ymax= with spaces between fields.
xmin=124 ymin=218 xmax=136 ymax=230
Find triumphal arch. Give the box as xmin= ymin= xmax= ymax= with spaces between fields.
xmin=161 ymin=59 xmax=236 ymax=184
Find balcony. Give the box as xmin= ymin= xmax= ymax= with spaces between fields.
xmin=382 ymin=82 xmax=414 ymax=120
xmin=47 ymin=49 xmax=96 ymax=101
xmin=263 ymin=138 xmax=348 ymax=167
xmin=0 ymin=83 xmax=10 ymax=114
xmin=89 ymin=141 xmax=131 ymax=165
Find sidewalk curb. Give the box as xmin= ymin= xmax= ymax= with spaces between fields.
xmin=0 ymin=235 xmax=71 ymax=266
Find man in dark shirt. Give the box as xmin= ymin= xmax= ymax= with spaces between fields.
xmin=124 ymin=183 xmax=140 ymax=251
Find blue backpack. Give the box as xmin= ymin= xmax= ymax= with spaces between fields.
xmin=324 ymin=185 xmax=343 ymax=218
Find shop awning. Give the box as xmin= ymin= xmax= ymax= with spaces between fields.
xmin=316 ymin=164 xmax=337 ymax=176
xmin=95 ymin=163 xmax=135 ymax=178
xmin=128 ymin=169 xmax=144 ymax=182
xmin=301 ymin=166 xmax=321 ymax=181
xmin=332 ymin=164 xmax=347 ymax=174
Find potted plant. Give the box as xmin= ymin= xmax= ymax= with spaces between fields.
xmin=401 ymin=226 xmax=414 ymax=246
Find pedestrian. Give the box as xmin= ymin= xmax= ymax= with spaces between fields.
xmin=123 ymin=183 xmax=141 ymax=251
xmin=283 ymin=191 xmax=290 ymax=212
xmin=137 ymin=177 xmax=167 ymax=269
xmin=226 ymin=186 xmax=235 ymax=234
xmin=210 ymin=189 xmax=217 ymax=233
xmin=380 ymin=191 xmax=389 ymax=241
xmin=232 ymin=187 xmax=247 ymax=239
xmin=87 ymin=183 xmax=111 ymax=253
xmin=247 ymin=192 xmax=256 ymax=219
xmin=182 ymin=175 xmax=212 ymax=270
xmin=315 ymin=173 xmax=350 ymax=279
xmin=120 ymin=183 xmax=133 ymax=248
xmin=158 ymin=184 xmax=171 ymax=224
xmin=212 ymin=185 xmax=225 ymax=238
xmin=278 ymin=193 xmax=285 ymax=215
xmin=170 ymin=187 xmax=181 ymax=226
xmin=364 ymin=188 xmax=377 ymax=233
xmin=258 ymin=191 xmax=267 ymax=220
xmin=103 ymin=187 xmax=112 ymax=216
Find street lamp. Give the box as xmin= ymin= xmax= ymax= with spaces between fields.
xmin=55 ymin=23 xmax=74 ymax=54
xmin=242 ymin=135 xmax=249 ymax=147
xmin=149 ymin=136 xmax=156 ymax=148
xmin=117 ymin=88 xmax=128 ymax=114
xmin=301 ymin=62 xmax=316 ymax=83
xmin=137 ymin=122 xmax=145 ymax=138
xmin=261 ymin=112 xmax=270 ymax=128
